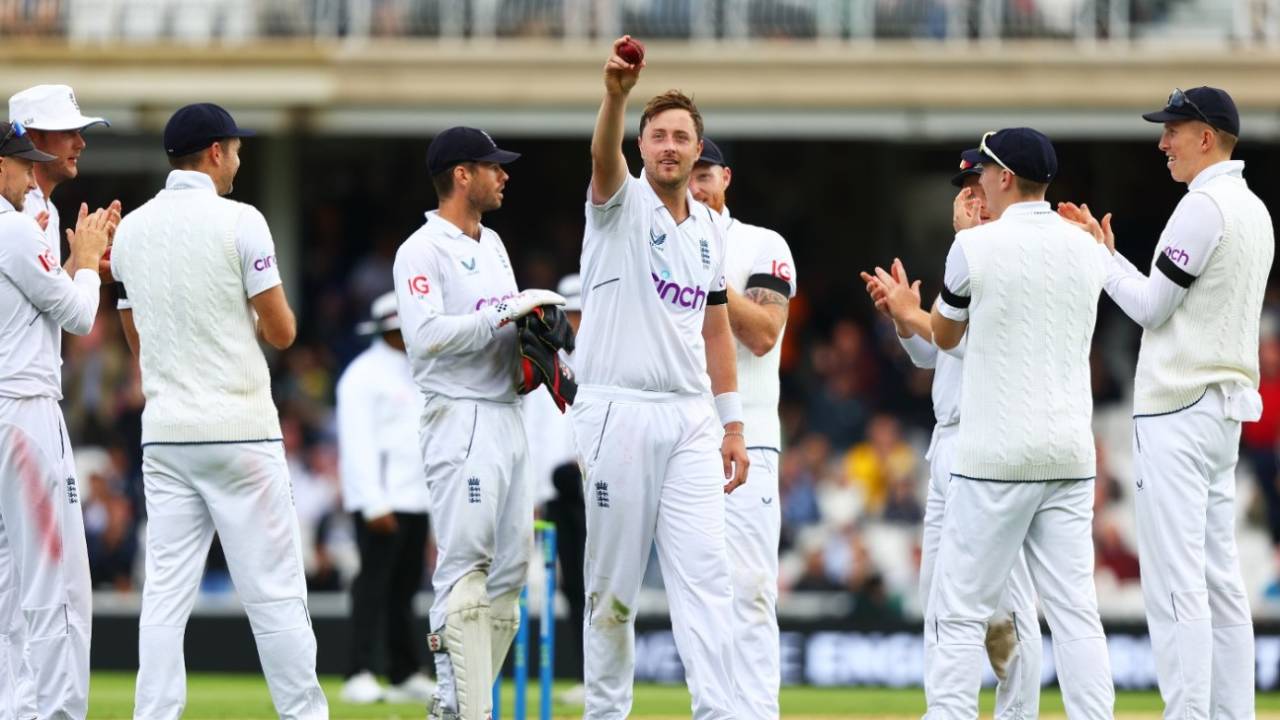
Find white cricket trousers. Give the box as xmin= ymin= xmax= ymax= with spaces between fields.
xmin=0 ymin=397 xmax=91 ymax=720
xmin=133 ymin=442 xmax=327 ymax=720
xmin=919 ymin=425 xmax=1041 ymax=718
xmin=571 ymin=386 xmax=737 ymax=720
xmin=419 ymin=398 xmax=532 ymax=704
xmin=1132 ymin=385 xmax=1254 ymax=719
xmin=928 ymin=477 xmax=1114 ymax=719
xmin=725 ymin=447 xmax=780 ymax=720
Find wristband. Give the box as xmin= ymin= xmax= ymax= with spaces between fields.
xmin=714 ymin=391 xmax=743 ymax=426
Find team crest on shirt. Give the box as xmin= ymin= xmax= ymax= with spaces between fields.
xmin=468 ymin=476 xmax=481 ymax=503
xmin=460 ymin=257 xmax=478 ymax=274
xmin=649 ymin=227 xmax=667 ymax=250
xmin=699 ymin=238 xmax=711 ymax=269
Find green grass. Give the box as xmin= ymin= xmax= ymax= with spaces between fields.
xmin=87 ymin=672 xmax=1280 ymax=718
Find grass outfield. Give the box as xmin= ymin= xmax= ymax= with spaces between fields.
xmin=88 ymin=672 xmax=1280 ymax=718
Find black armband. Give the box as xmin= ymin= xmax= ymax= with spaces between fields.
xmin=707 ymin=290 xmax=729 ymax=306
xmin=940 ymin=286 xmax=970 ymax=309
xmin=745 ymin=273 xmax=791 ymax=297
xmin=1155 ymin=252 xmax=1196 ymax=289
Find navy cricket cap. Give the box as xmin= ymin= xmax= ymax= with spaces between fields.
xmin=696 ymin=138 xmax=726 ymax=167
xmin=1142 ymin=87 xmax=1240 ymax=137
xmin=0 ymin=121 xmax=56 ymax=161
xmin=427 ymin=127 xmax=520 ymax=176
xmin=951 ymin=150 xmax=982 ymax=188
xmin=163 ymin=103 xmax=255 ymax=157
xmin=961 ymin=127 xmax=1058 ymax=183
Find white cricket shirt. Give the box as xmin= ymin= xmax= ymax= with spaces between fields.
xmin=393 ymin=211 xmax=520 ymax=403
xmin=336 ymin=338 xmax=431 ymax=517
xmin=23 ymin=184 xmax=60 ymax=259
xmin=575 ymin=173 xmax=728 ymax=396
xmin=719 ymin=206 xmax=796 ymax=449
xmin=899 ymin=330 xmax=964 ymax=427
xmin=0 ymin=195 xmax=100 ymax=400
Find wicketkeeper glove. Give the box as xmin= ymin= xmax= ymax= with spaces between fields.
xmin=515 ymin=306 xmax=578 ymax=412
xmin=485 ymin=289 xmax=566 ymax=330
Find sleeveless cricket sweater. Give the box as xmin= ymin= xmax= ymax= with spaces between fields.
xmin=954 ymin=205 xmax=1109 ymax=481
xmin=112 ymin=188 xmax=281 ymax=444
xmin=1133 ymin=172 xmax=1275 ymax=415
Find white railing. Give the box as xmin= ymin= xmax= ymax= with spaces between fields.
xmin=1 ymin=0 xmax=1276 ymax=45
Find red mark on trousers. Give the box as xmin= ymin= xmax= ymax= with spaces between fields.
xmin=12 ymin=430 xmax=62 ymax=563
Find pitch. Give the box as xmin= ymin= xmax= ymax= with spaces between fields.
xmin=86 ymin=673 xmax=1280 ymax=718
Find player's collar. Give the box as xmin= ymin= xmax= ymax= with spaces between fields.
xmin=1189 ymin=159 xmax=1245 ymax=190
xmin=639 ymin=169 xmax=703 ymax=221
xmin=424 ymin=210 xmax=485 ymax=242
xmin=164 ymin=169 xmax=217 ymax=193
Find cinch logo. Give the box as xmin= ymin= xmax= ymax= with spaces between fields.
xmin=651 ymin=271 xmax=706 ymax=310
xmin=475 ymin=291 xmax=517 ymax=311
xmin=409 ymin=275 xmax=430 ymax=296
xmin=1163 ymin=246 xmax=1190 ymax=267
xmin=253 ymin=255 xmax=276 ymax=272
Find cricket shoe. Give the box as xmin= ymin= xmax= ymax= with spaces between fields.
xmin=339 ymin=671 xmax=383 ymax=704
xmin=556 ymin=683 xmax=586 ymax=706
xmin=385 ymin=672 xmax=436 ymax=703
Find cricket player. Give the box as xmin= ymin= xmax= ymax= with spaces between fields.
xmin=928 ymin=127 xmax=1115 ymax=718
xmin=110 ymin=103 xmax=327 ymax=720
xmin=9 ymin=84 xmax=113 ymax=253
xmin=1060 ymin=86 xmax=1273 ymax=718
xmin=337 ymin=292 xmax=435 ymax=705
xmin=687 ymin=138 xmax=794 ymax=719
xmin=574 ymin=38 xmax=749 ymax=719
xmin=392 ymin=126 xmax=564 ymax=720
xmin=0 ymin=121 xmax=111 ymax=720
xmin=861 ymin=154 xmax=1042 ymax=717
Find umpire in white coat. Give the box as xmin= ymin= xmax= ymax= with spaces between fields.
xmin=338 ymin=291 xmax=435 ymax=705
xmin=1062 ymin=86 xmax=1274 ymax=718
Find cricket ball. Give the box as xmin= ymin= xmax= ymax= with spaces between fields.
xmin=618 ymin=38 xmax=645 ymax=65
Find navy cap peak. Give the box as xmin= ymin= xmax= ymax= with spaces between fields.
xmin=960 ymin=127 xmax=1058 ymax=184
xmin=163 ymin=103 xmax=255 ymax=157
xmin=696 ymin=138 xmax=726 ymax=167
xmin=427 ymin=126 xmax=520 ymax=176
xmin=1142 ymin=86 xmax=1240 ymax=137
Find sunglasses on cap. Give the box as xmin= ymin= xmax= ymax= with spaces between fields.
xmin=0 ymin=120 xmax=27 ymax=148
xmin=1167 ymin=88 xmax=1213 ymax=127
xmin=979 ymin=130 xmax=1013 ymax=176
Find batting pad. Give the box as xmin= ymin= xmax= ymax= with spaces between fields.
xmin=445 ymin=570 xmax=493 ymax=720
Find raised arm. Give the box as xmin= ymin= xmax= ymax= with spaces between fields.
xmin=590 ymin=36 xmax=644 ymax=205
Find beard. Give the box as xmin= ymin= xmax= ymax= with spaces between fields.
xmin=1 ymin=184 xmax=24 ymax=212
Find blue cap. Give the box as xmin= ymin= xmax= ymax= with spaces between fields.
xmin=696 ymin=138 xmax=726 ymax=167
xmin=1142 ymin=86 xmax=1240 ymax=137
xmin=163 ymin=103 xmax=255 ymax=157
xmin=951 ymin=150 xmax=982 ymax=188
xmin=961 ymin=127 xmax=1057 ymax=183
xmin=427 ymin=127 xmax=520 ymax=176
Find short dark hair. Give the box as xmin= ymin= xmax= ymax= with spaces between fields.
xmin=431 ymin=162 xmax=473 ymax=199
xmin=1014 ymin=176 xmax=1049 ymax=198
xmin=639 ymin=90 xmax=703 ymax=141
xmin=168 ymin=138 xmax=230 ymax=170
